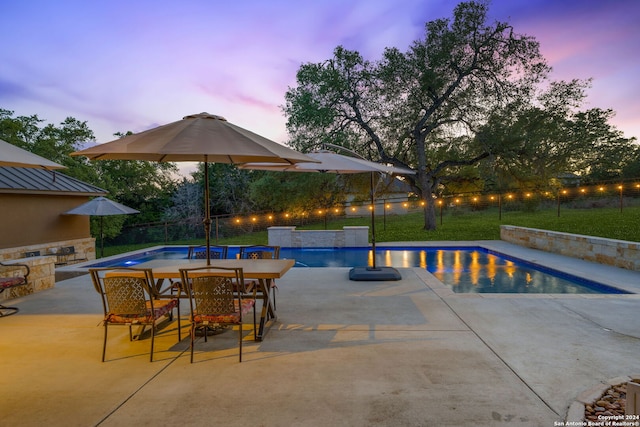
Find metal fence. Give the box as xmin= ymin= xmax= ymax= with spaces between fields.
xmin=105 ymin=178 xmax=640 ymax=248
xmin=106 ymin=211 xmax=323 ymax=247
xmin=432 ymin=179 xmax=640 ymax=222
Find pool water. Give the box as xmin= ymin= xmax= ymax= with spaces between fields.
xmin=84 ymin=246 xmax=629 ymax=295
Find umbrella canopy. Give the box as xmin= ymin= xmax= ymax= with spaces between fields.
xmin=241 ymin=150 xmax=414 ymax=175
xmin=64 ymin=196 xmax=139 ymax=216
xmin=72 ymin=113 xmax=318 ymax=264
xmin=0 ymin=139 xmax=65 ymax=169
xmin=64 ymin=197 xmax=139 ymax=258
xmin=241 ymin=150 xmax=415 ymax=279
xmin=71 ymin=113 xmax=317 ymax=164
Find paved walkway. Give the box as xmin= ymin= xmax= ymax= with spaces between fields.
xmin=3 ymin=242 xmax=639 ymax=426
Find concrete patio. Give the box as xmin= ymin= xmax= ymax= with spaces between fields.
xmin=3 ymin=241 xmax=640 ymax=426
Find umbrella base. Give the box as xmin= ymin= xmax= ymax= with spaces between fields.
xmin=349 ymin=266 xmax=402 ymax=281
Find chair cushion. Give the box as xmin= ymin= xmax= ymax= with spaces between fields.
xmin=192 ymin=299 xmax=255 ymax=324
xmin=0 ymin=277 xmax=26 ymax=289
xmin=106 ymin=298 xmax=178 ymax=324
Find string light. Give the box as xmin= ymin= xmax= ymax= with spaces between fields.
xmin=222 ymin=181 xmax=639 ymax=226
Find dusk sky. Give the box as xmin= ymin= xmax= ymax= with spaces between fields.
xmin=1 ymin=0 xmax=638 ymax=176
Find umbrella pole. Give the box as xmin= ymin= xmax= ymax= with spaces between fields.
xmin=100 ymin=216 xmax=104 ymax=258
xmin=370 ymin=171 xmax=377 ymax=270
xmin=204 ymin=160 xmax=212 ymax=265
xmin=349 ymin=171 xmax=401 ymax=281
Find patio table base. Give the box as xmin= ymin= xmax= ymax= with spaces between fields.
xmin=349 ymin=266 xmax=402 ymax=281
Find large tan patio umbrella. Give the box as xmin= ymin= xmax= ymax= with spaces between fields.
xmin=240 ymin=149 xmax=415 ymax=281
xmin=71 ymin=113 xmax=318 ymax=264
xmin=0 ymin=138 xmax=65 ymax=169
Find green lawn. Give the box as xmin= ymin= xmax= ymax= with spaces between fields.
xmin=103 ymin=205 xmax=639 ymax=257
xmin=367 ymin=206 xmax=639 ymax=242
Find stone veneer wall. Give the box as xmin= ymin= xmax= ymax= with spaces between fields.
xmin=268 ymin=226 xmax=370 ymax=248
xmin=500 ymin=225 xmax=640 ymax=271
xmin=0 ymin=256 xmax=55 ymax=302
xmin=0 ymin=237 xmax=95 ymax=301
xmin=0 ymin=237 xmax=96 ymax=263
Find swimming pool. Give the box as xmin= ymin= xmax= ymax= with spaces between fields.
xmin=80 ymin=246 xmax=629 ymax=294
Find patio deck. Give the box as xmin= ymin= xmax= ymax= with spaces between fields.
xmin=3 ymin=241 xmax=640 ymax=426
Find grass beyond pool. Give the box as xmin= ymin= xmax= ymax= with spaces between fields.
xmin=79 ymin=246 xmax=629 ymax=295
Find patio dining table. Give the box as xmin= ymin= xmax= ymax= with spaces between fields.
xmin=134 ymin=258 xmax=295 ymax=341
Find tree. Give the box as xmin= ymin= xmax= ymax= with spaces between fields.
xmin=0 ymin=109 xmax=97 ymax=178
xmin=0 ymin=109 xmax=179 ymax=234
xmin=164 ymin=178 xmax=202 ymax=221
xmin=190 ymin=163 xmax=254 ymax=216
xmin=283 ymin=1 xmax=551 ymax=230
xmin=621 ymin=145 xmax=640 ymax=180
xmin=0 ymin=109 xmax=44 ymax=148
xmin=570 ymin=108 xmax=637 ymax=181
xmin=477 ymin=81 xmax=637 ymax=188
xmin=90 ymin=159 xmax=177 ymax=224
xmin=162 ymin=178 xmax=204 ymax=239
xmin=248 ymin=171 xmax=344 ymax=215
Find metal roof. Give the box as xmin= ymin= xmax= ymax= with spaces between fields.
xmin=0 ymin=166 xmax=107 ymax=196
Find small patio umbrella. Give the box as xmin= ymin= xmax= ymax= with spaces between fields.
xmin=0 ymin=138 xmax=65 ymax=169
xmin=71 ymin=113 xmax=318 ymax=264
xmin=240 ymin=150 xmax=415 ymax=281
xmin=64 ymin=197 xmax=139 ymax=258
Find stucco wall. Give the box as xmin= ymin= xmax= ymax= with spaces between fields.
xmin=0 ymin=194 xmax=90 ymax=249
xmin=500 ymin=225 xmax=640 ymax=271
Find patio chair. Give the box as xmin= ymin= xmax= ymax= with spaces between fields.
xmin=187 ymin=245 xmax=228 ymax=260
xmin=239 ymin=245 xmax=281 ymax=309
xmin=239 ymin=245 xmax=280 ymax=261
xmin=0 ymin=261 xmax=30 ymax=317
xmin=89 ymin=268 xmax=181 ymax=362
xmin=168 ymin=245 xmax=230 ymax=297
xmin=180 ymin=266 xmax=256 ymax=363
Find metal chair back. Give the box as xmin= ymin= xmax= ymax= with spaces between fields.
xmin=180 ymin=266 xmax=256 ymax=362
xmin=89 ymin=268 xmax=181 ymax=362
xmin=188 ymin=245 xmax=228 ymax=260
